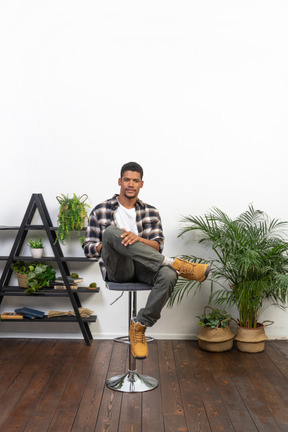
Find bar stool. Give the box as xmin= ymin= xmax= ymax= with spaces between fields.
xmin=105 ymin=281 xmax=159 ymax=393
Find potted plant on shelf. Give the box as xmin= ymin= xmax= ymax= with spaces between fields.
xmin=55 ymin=194 xmax=90 ymax=245
xmin=11 ymin=261 xmax=56 ymax=295
xmin=28 ymin=237 xmax=44 ymax=258
xmin=196 ymin=306 xmax=235 ymax=352
xmin=168 ymin=205 xmax=288 ymax=353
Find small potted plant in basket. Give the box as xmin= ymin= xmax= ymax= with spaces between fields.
xmin=11 ymin=261 xmax=56 ymax=295
xmin=197 ymin=306 xmax=235 ymax=352
xmin=28 ymin=238 xmax=44 ymax=258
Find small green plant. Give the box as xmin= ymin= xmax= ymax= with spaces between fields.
xmin=197 ymin=307 xmax=231 ymax=329
xmin=55 ymin=194 xmax=90 ymax=245
xmin=28 ymin=238 xmax=43 ymax=249
xmin=11 ymin=261 xmax=56 ymax=295
xmin=11 ymin=261 xmax=30 ymax=275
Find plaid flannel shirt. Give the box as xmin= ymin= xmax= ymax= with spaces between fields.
xmin=82 ymin=194 xmax=165 ymax=280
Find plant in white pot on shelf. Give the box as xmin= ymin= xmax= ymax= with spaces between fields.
xmin=28 ymin=238 xmax=44 ymax=258
xmin=169 ymin=205 xmax=288 ymax=353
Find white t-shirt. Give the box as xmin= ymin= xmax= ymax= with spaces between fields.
xmin=114 ymin=202 xmax=138 ymax=234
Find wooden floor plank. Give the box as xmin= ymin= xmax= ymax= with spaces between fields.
xmin=271 ymin=340 xmax=288 ymax=360
xmin=258 ymin=343 xmax=288 ymax=402
xmin=48 ymin=340 xmax=101 ymax=432
xmin=244 ymin=351 xmax=288 ymax=430
xmin=223 ymin=348 xmax=282 ymax=432
xmin=0 ymin=340 xmax=57 ymax=430
xmin=266 ymin=341 xmax=288 ymax=380
xmin=0 ymin=339 xmax=43 ymax=398
xmin=71 ymin=340 xmax=114 ymax=432
xmin=187 ymin=341 xmax=235 ymax=432
xmin=0 ymin=339 xmax=67 ymax=432
xmin=24 ymin=340 xmax=87 ymax=432
xmin=118 ymin=393 xmax=142 ymax=432
xmin=207 ymin=348 xmax=258 ymax=432
xmin=142 ymin=341 xmax=165 ymax=432
xmin=172 ymin=340 xmax=212 ymax=432
xmin=94 ymin=341 xmax=127 ymax=432
xmin=158 ymin=340 xmax=188 ymax=432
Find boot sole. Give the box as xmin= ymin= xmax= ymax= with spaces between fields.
xmin=199 ymin=265 xmax=211 ymax=282
xmin=132 ymin=353 xmax=148 ymax=360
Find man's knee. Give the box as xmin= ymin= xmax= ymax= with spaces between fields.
xmin=102 ymin=225 xmax=122 ymax=244
xmin=157 ymin=265 xmax=178 ymax=289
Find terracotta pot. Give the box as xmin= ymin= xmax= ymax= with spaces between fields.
xmin=197 ymin=325 xmax=235 ymax=352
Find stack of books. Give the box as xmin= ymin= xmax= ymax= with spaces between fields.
xmin=53 ymin=276 xmax=83 ymax=291
xmin=54 ymin=276 xmax=83 ymax=284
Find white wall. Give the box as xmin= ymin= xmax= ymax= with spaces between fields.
xmin=0 ymin=0 xmax=288 ymax=340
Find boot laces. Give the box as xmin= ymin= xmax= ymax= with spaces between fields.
xmin=179 ymin=260 xmax=196 ymax=275
xmin=133 ymin=325 xmax=146 ymax=344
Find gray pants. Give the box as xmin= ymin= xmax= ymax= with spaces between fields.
xmin=102 ymin=226 xmax=178 ymax=327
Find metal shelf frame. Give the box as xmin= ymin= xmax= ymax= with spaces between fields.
xmin=0 ymin=193 xmax=98 ymax=345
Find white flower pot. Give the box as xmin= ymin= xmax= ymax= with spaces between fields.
xmin=31 ymin=248 xmax=44 ymax=258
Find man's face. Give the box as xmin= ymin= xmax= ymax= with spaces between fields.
xmin=118 ymin=170 xmax=143 ymax=199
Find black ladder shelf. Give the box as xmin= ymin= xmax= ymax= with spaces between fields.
xmin=0 ymin=193 xmax=98 ymax=346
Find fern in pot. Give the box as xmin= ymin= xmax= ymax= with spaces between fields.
xmin=55 ymin=194 xmax=90 ymax=245
xmin=169 ymin=205 xmax=288 ymax=352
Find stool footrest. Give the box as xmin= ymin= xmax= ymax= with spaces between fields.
xmin=106 ymin=371 xmax=158 ymax=393
xmin=114 ymin=335 xmax=155 ymax=344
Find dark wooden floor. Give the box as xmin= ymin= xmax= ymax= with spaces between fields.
xmin=0 ymin=338 xmax=288 ymax=432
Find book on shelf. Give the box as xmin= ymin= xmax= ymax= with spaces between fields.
xmin=1 ymin=312 xmax=23 ymax=320
xmin=54 ymin=285 xmax=78 ymax=291
xmin=14 ymin=307 xmax=45 ymax=319
xmin=54 ymin=276 xmax=83 ymax=284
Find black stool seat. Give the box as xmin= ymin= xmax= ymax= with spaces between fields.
xmin=105 ymin=281 xmax=159 ymax=393
xmin=106 ymin=281 xmax=154 ymax=291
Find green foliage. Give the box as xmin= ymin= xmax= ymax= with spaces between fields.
xmin=11 ymin=261 xmax=30 ymax=275
xmin=11 ymin=261 xmax=56 ymax=295
xmin=28 ymin=237 xmax=43 ymax=249
xmin=55 ymin=194 xmax=90 ymax=245
xmin=197 ymin=307 xmax=231 ymax=329
xmin=169 ymin=205 xmax=288 ymax=328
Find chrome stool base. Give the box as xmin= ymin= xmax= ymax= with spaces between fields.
xmin=106 ymin=370 xmax=158 ymax=393
xmin=105 ymin=282 xmax=158 ymax=393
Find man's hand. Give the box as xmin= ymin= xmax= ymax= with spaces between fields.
xmin=120 ymin=228 xmax=160 ymax=251
xmin=120 ymin=229 xmax=140 ymax=246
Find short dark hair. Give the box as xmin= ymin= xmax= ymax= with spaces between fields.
xmin=120 ymin=162 xmax=144 ymax=179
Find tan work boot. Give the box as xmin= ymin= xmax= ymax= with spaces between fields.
xmin=172 ymin=259 xmax=210 ymax=282
xmin=129 ymin=320 xmax=148 ymax=359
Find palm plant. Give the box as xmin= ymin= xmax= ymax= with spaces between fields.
xmin=169 ymin=205 xmax=288 ymax=328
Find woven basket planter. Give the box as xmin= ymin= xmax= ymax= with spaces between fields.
xmin=235 ymin=322 xmax=273 ymax=353
xmin=197 ymin=325 xmax=235 ymax=352
xmin=16 ymin=273 xmax=29 ymax=289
